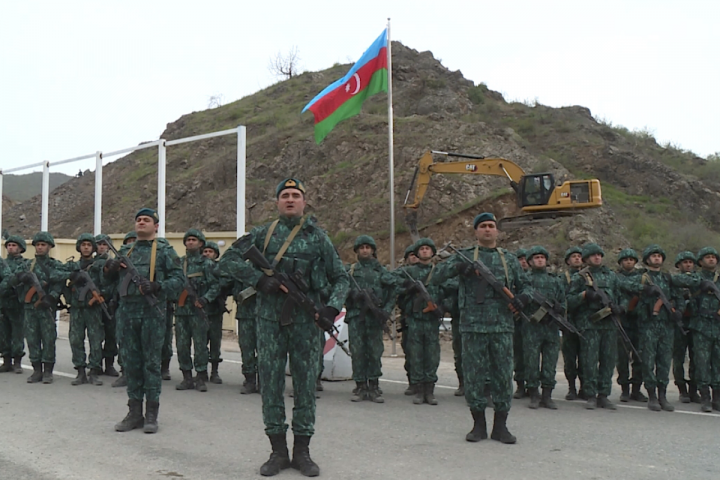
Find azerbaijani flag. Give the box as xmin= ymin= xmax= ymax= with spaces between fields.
xmin=302 ymin=29 xmax=388 ymax=143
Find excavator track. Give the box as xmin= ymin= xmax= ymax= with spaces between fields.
xmin=497 ymin=210 xmax=579 ymax=230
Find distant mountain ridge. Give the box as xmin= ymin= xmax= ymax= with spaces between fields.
xmin=3 ymin=172 xmax=73 ymax=202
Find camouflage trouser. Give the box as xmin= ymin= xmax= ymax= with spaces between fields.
xmin=24 ymin=307 xmax=57 ymax=364
xmin=347 ymin=316 xmax=384 ymax=382
xmin=69 ymin=306 xmax=104 ymax=370
xmin=616 ymin=327 xmax=642 ymax=386
xmin=638 ymin=321 xmax=674 ymax=389
xmin=451 ymin=312 xmax=463 ymax=383
xmin=691 ymin=330 xmax=720 ymax=390
xmin=513 ymin=319 xmax=524 ymax=382
xmin=102 ymin=310 xmax=118 ymax=359
xmin=463 ymin=331 xmax=513 ymax=413
xmin=562 ymin=331 xmax=583 ymax=384
xmin=257 ymin=319 xmax=320 ymax=437
xmin=237 ymin=316 xmax=258 ymax=376
xmin=207 ymin=313 xmax=224 ymax=363
xmin=161 ymin=302 xmax=174 ymax=362
xmin=522 ymin=321 xmax=560 ymax=389
xmin=673 ymin=327 xmax=695 ymax=386
xmin=406 ymin=318 xmax=440 ymax=384
xmin=580 ymin=329 xmax=617 ymax=397
xmin=118 ymin=299 xmax=166 ymax=402
xmin=175 ymin=314 xmax=208 ymax=372
xmin=0 ymin=305 xmax=25 ymax=358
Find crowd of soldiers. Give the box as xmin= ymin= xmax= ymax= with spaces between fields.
xmin=2 ymin=178 xmax=720 ymax=478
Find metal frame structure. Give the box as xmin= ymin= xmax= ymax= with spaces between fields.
xmin=0 ymin=125 xmax=247 ymax=238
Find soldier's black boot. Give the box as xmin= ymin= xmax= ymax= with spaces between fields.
xmin=176 ymin=369 xmax=195 ymax=390
xmin=455 ymin=380 xmax=465 ymax=397
xmin=658 ymin=385 xmax=675 ymax=412
xmin=368 ymin=379 xmax=384 ymax=404
xmin=115 ymin=399 xmax=144 ymax=432
xmin=13 ymin=356 xmax=23 ymax=374
xmin=144 ymin=400 xmax=159 ymax=434
xmin=0 ymin=356 xmax=12 ymax=372
xmin=540 ymin=387 xmax=558 ymax=410
xmin=413 ymin=384 xmax=425 ymax=405
xmin=513 ymin=381 xmax=526 ymax=399
xmin=161 ymin=358 xmax=171 ymax=381
xmin=597 ymin=394 xmax=616 ymax=410
xmin=700 ymin=387 xmax=712 ymax=413
xmin=112 ymin=368 xmax=127 ymax=387
xmin=712 ymin=388 xmax=720 ymax=411
xmin=404 ymin=382 xmax=415 ymax=396
xmin=240 ymin=373 xmax=258 ymax=394
xmin=465 ymin=410 xmax=487 ymax=442
xmin=620 ymin=384 xmax=630 ymax=402
xmin=490 ymin=411 xmax=516 ymax=444
xmin=351 ymin=381 xmax=367 ymax=402
xmin=689 ymin=383 xmax=701 ymax=403
xmin=630 ymin=383 xmax=648 ymax=402
xmin=71 ymin=367 xmax=88 ymax=386
xmin=195 ymin=371 xmax=208 ymax=392
xmin=647 ymin=387 xmax=661 ymax=411
xmin=104 ymin=357 xmax=119 ymax=377
xmin=291 ymin=435 xmax=320 ymax=477
xmin=27 ymin=362 xmax=42 ymax=383
xmin=210 ymin=361 xmax=222 ymax=384
xmin=260 ymin=434 xmax=291 ymax=476
xmin=565 ymin=379 xmax=577 ymax=401
xmin=88 ymin=368 xmax=104 ymax=386
xmin=585 ymin=395 xmax=597 ymax=410
xmin=42 ymin=362 xmax=54 ymax=384
xmin=528 ymin=387 xmax=541 ymax=409
xmin=677 ymin=382 xmax=690 ymax=403
xmin=424 ymin=383 xmax=438 ymax=406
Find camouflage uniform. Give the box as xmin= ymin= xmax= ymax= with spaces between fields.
xmin=512 ymin=248 xmax=528 ymax=397
xmin=672 ymin=251 xmax=698 ymax=403
xmin=440 ymin=275 xmax=463 ymax=395
xmin=94 ymin=234 xmax=119 ymax=375
xmin=205 ymin=241 xmax=232 ymax=384
xmin=0 ymin=236 xmax=29 ymax=372
xmin=560 ymin=246 xmax=584 ymax=400
xmin=615 ymin=249 xmax=645 ymax=401
xmin=398 ymin=243 xmax=417 ymax=392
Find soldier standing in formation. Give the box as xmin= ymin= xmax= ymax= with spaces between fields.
xmin=513 ymin=248 xmax=529 ymax=399
xmin=561 ymin=246 xmax=585 ymax=400
xmin=95 ymin=234 xmax=120 ymax=378
xmin=0 ymin=236 xmax=28 ymax=374
xmin=672 ymin=251 xmax=698 ymax=403
xmin=398 ymin=243 xmax=418 ymax=395
xmin=202 ymin=240 xmax=230 ymax=384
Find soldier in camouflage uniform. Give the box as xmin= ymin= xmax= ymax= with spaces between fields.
xmin=567 ymin=243 xmax=620 ymax=410
xmin=105 ymin=209 xmax=184 ymax=434
xmin=0 ymin=236 xmax=29 ymax=374
xmin=561 ymin=246 xmax=585 ymax=400
xmin=174 ymin=229 xmax=219 ymax=393
xmin=672 ymin=251 xmax=699 ymax=403
xmin=522 ymin=246 xmax=564 ymax=410
xmin=433 ymin=213 xmax=530 ymax=444
xmin=440 ymin=274 xmax=464 ymax=396
xmin=202 ymin=240 xmax=231 ymax=384
xmin=66 ymin=233 xmax=106 ymax=386
xmin=512 ymin=248 xmax=529 ymax=399
xmin=396 ymin=238 xmax=443 ymax=406
xmin=13 ymin=232 xmax=68 ymax=384
xmin=615 ymin=248 xmax=647 ymax=403
xmin=95 ymin=235 xmax=120 ymax=379
xmin=399 ymin=243 xmax=418 ymax=395
xmin=345 ymin=235 xmax=396 ymax=403
xmin=218 ymin=178 xmax=349 ymax=477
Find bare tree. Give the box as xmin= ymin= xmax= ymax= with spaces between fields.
xmin=268 ymin=46 xmax=300 ymax=80
xmin=207 ymin=94 xmax=225 ymax=109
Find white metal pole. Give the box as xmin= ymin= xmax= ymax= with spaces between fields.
xmin=387 ymin=19 xmax=397 ymax=357
xmin=158 ymin=140 xmax=166 ymax=237
xmin=94 ymin=151 xmax=102 ymax=235
xmin=41 ymin=161 xmax=50 ymax=231
xmin=0 ymin=170 xmax=3 ymax=239
xmin=237 ymin=125 xmax=246 ymax=237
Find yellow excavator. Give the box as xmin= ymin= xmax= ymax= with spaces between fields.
xmin=403 ymin=150 xmax=603 ymax=236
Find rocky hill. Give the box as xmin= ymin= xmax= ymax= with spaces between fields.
xmin=4 ymin=42 xmax=719 ymax=267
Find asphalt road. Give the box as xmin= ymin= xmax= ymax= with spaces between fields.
xmin=1 ymin=325 xmax=719 ymax=480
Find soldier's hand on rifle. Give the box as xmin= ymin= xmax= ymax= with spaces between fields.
xmin=584 ymin=288 xmax=601 ymax=303
xmin=16 ymin=272 xmax=34 ymax=285
xmin=37 ymin=295 xmax=57 ymax=310
xmin=69 ymin=271 xmax=87 ymax=286
xmin=642 ymin=284 xmax=661 ymax=297
xmin=610 ymin=304 xmax=624 ymax=316
xmin=552 ymin=302 xmax=566 ymax=315
xmin=509 ymin=293 xmax=529 ymax=313
xmin=456 ymin=263 xmax=476 ymax=277
xmin=137 ymin=278 xmax=161 ymax=295
xmin=195 ymin=297 xmax=208 ymax=309
xmin=347 ymin=290 xmax=362 ymax=302
xmin=315 ymin=306 xmax=339 ymax=332
xmin=401 ymin=280 xmax=419 ymax=295
xmin=257 ymin=275 xmax=282 ymax=294
xmin=104 ymin=259 xmax=123 ymax=273
xmin=700 ymin=280 xmax=717 ymax=293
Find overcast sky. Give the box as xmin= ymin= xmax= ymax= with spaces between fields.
xmin=1 ymin=0 xmax=718 ymax=179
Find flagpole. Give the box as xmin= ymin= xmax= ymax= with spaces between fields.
xmin=387 ymin=18 xmax=398 ymax=358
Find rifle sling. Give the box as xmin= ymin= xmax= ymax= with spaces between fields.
xmin=125 ymin=239 xmax=158 ymax=282
xmin=263 ymin=215 xmax=308 ymax=270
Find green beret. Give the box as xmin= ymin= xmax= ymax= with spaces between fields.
xmin=515 ymin=248 xmax=527 ymax=260
xmin=414 ymin=237 xmax=437 ymax=256
xmin=564 ymin=246 xmax=582 ymax=263
xmin=473 ymin=212 xmax=497 ymax=229
xmin=617 ymin=248 xmax=639 ymax=264
xmin=135 ymin=208 xmax=159 ymax=223
xmin=183 ymin=228 xmax=206 ymax=246
xmin=123 ymin=231 xmax=138 ymax=244
xmin=404 ymin=244 xmax=416 ymax=259
xmin=581 ymin=243 xmax=604 ymax=260
xmin=353 ymin=235 xmax=376 ymax=252
xmin=697 ymin=247 xmax=719 ymax=263
xmin=204 ymin=241 xmax=220 ymax=257
xmin=32 ymin=231 xmax=55 ymax=248
xmin=75 ymin=233 xmax=97 ymax=253
xmin=674 ymin=251 xmax=696 ymax=268
xmin=642 ymin=244 xmax=666 ymax=264
xmin=5 ymin=235 xmax=26 ymax=253
xmin=276 ymin=178 xmax=306 ymax=198
xmin=527 ymin=245 xmax=549 ymax=262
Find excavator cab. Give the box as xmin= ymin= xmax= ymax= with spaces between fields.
xmin=518 ymin=173 xmax=555 ymax=207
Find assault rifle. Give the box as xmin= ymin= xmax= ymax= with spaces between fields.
xmin=178 ymin=276 xmax=209 ymax=329
xmin=446 ymin=243 xmax=531 ymax=323
xmin=529 ymin=291 xmax=584 ymax=339
xmin=642 ymin=279 xmax=687 ymax=336
xmin=73 ymin=270 xmax=111 ymax=318
xmin=399 ymin=269 xmax=444 ymax=320
xmin=243 ymin=245 xmax=351 ymax=357
xmin=347 ymin=273 xmax=393 ymax=339
xmin=106 ymin=242 xmax=164 ymax=318
xmin=20 ymin=269 xmax=55 ymax=321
